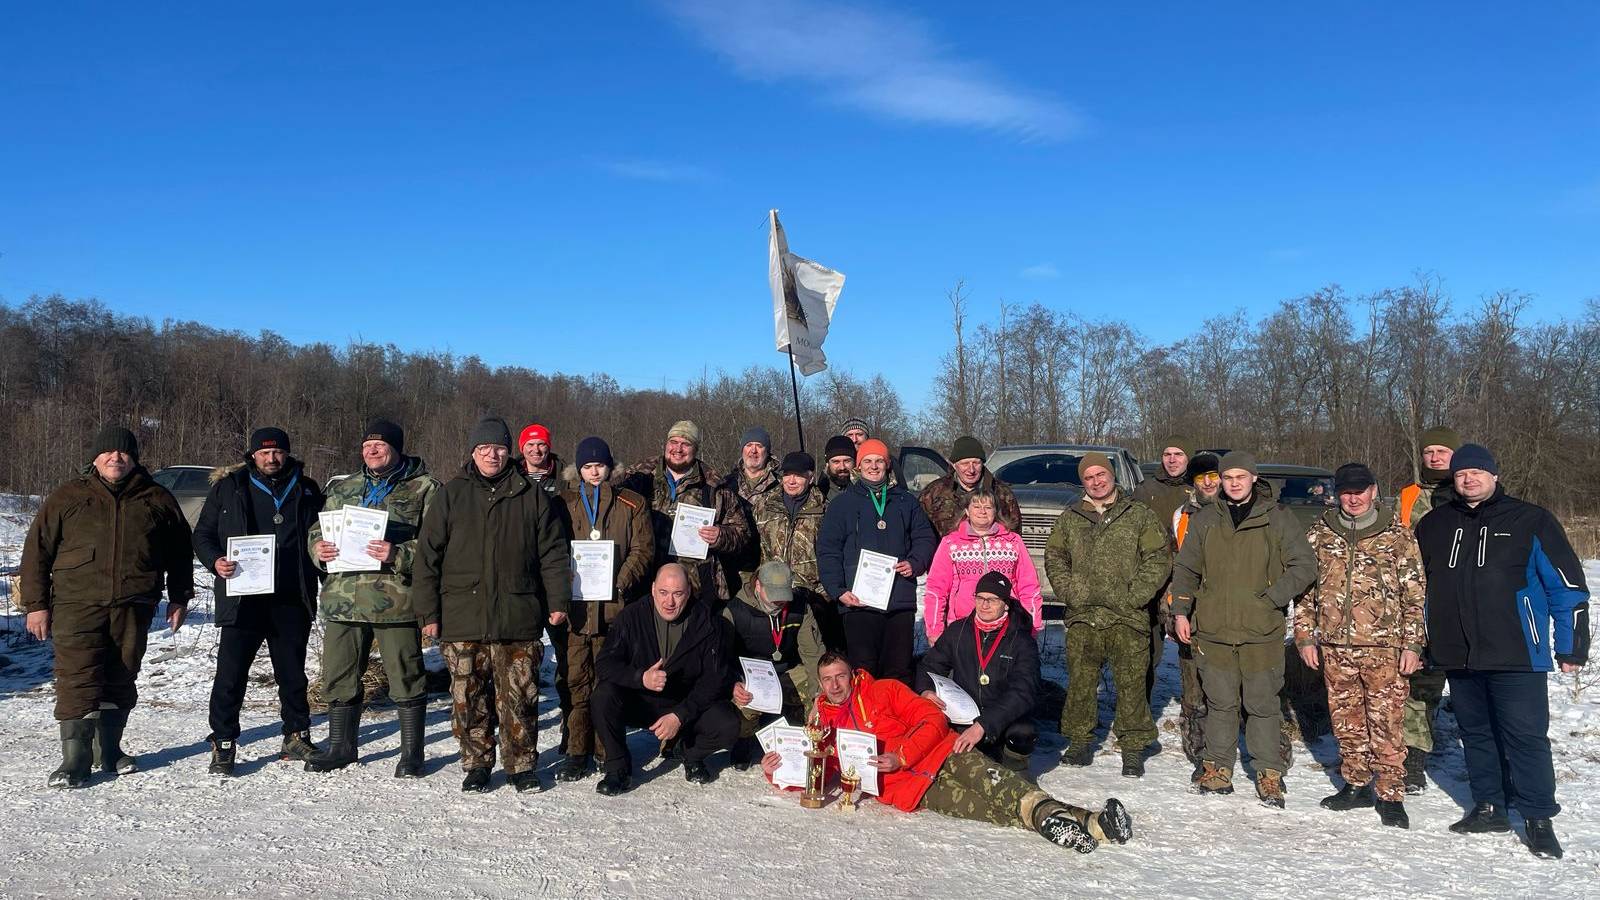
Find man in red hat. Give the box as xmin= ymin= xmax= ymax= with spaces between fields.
xmin=520 ymin=423 xmax=570 ymax=496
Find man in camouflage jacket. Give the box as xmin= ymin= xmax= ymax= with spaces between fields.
xmin=919 ymin=436 xmax=1021 ymax=536
xmin=1296 ymin=464 xmax=1425 ymax=825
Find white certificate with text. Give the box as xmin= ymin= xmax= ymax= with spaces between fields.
xmin=571 ymin=540 xmax=615 ymax=602
xmin=851 ymin=549 xmax=898 ymax=610
xmin=668 ymin=503 xmax=715 ymax=561
xmin=756 ymin=722 xmax=809 ymax=789
xmin=739 ymin=656 xmax=784 ymax=715
xmin=834 ymin=728 xmax=880 ymax=796
xmin=226 ymin=535 xmax=275 ymax=596
xmin=929 ymin=673 xmax=982 ymax=725
xmin=334 ymin=505 xmax=387 ymax=572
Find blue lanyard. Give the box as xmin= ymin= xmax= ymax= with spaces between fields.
xmin=666 ymin=470 xmax=680 ymax=503
xmin=580 ymin=482 xmax=602 ymax=530
xmin=249 ymin=471 xmax=300 ymax=515
xmin=363 ymin=467 xmax=402 ymax=508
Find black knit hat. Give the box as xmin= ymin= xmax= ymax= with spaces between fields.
xmin=468 ymin=416 xmax=513 ymax=450
xmin=1450 ymin=443 xmax=1499 ymax=476
xmin=824 ymin=435 xmax=856 ymax=462
xmin=363 ymin=418 xmax=405 ymax=454
xmin=249 ymin=427 xmax=291 ymax=455
xmin=90 ymin=425 xmax=139 ymax=462
xmin=974 ymin=570 xmax=1014 ymax=603
xmin=1333 ymin=463 xmax=1376 ymax=493
xmin=950 ymin=435 xmax=986 ymax=464
xmin=1186 ymin=452 xmax=1221 ymax=483
xmin=575 ymin=436 xmax=613 ymax=469
xmin=780 ymin=451 xmax=815 ymax=475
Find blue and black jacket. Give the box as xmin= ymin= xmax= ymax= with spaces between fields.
xmin=1415 ymin=486 xmax=1589 ymax=672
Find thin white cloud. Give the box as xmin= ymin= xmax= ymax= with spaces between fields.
xmin=598 ymin=159 xmax=714 ymax=182
xmin=1020 ymin=262 xmax=1060 ymax=279
xmin=660 ymin=0 xmax=1080 ymax=141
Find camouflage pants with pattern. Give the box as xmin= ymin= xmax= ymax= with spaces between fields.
xmin=1061 ymin=624 xmax=1156 ymax=754
xmin=1322 ymin=645 xmax=1409 ymax=801
xmin=921 ymin=750 xmax=1096 ymax=831
xmin=1402 ymin=668 xmax=1446 ymax=752
xmin=1177 ymin=640 xmax=1207 ymax=765
xmin=442 ymin=640 xmax=543 ymax=775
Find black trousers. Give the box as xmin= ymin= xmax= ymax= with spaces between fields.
xmin=842 ymin=607 xmax=915 ymax=683
xmin=976 ymin=719 xmax=1038 ymax=760
xmin=207 ymin=596 xmax=313 ymax=742
xmin=591 ymin=681 xmax=740 ymax=776
xmin=1447 ymin=669 xmax=1560 ymax=819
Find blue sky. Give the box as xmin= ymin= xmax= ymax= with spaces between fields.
xmin=3 ymin=2 xmax=1597 ymax=409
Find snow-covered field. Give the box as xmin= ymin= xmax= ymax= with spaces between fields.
xmin=1 ymin=507 xmax=1596 ymax=898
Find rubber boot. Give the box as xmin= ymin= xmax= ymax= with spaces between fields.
xmin=94 ymin=708 xmax=137 ymax=775
xmin=1375 ymin=799 xmax=1409 ymax=829
xmin=1000 ymin=746 xmax=1031 ymax=774
xmin=303 ymin=703 xmax=361 ymax=773
xmin=393 ymin=699 xmax=426 ymax=779
xmin=48 ymin=719 xmax=95 ymax=788
xmin=1320 ymin=783 xmax=1375 ymax=811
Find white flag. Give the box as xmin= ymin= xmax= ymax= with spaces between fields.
xmin=769 ymin=209 xmax=844 ymax=376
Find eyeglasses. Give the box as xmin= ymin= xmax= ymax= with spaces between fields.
xmin=1193 ymin=472 xmax=1220 ymax=485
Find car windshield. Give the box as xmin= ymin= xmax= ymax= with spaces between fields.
xmin=1268 ymin=475 xmax=1335 ymax=506
xmin=995 ymin=453 xmax=1111 ymax=487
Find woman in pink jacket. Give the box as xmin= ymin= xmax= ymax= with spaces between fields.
xmin=923 ymin=488 xmax=1044 ymax=644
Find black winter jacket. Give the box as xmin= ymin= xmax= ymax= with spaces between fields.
xmin=192 ymin=460 xmax=325 ymax=623
xmin=915 ymin=604 xmax=1040 ymax=736
xmin=816 ymin=479 xmax=937 ymax=614
xmin=596 ymin=598 xmax=731 ymax=726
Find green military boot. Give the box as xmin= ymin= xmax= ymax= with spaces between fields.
xmin=48 ymin=719 xmax=96 ymax=788
xmin=93 ymin=708 xmax=137 ymax=775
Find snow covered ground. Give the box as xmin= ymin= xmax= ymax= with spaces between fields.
xmin=1 ymin=518 xmax=1596 ymax=898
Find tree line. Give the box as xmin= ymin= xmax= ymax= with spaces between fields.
xmin=3 ymin=281 xmax=1598 ymax=523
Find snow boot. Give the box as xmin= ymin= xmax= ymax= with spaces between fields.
xmin=1526 ymin=819 xmax=1563 ymax=860
xmin=1189 ymin=761 xmax=1206 ymax=784
xmin=1031 ymin=800 xmax=1098 ymax=854
xmin=94 ymin=708 xmax=137 ymax=775
xmin=303 ymin=702 xmax=361 ymax=773
xmin=684 ymin=760 xmax=714 ymax=784
xmin=595 ymin=770 xmax=633 ymax=796
xmin=1320 ymin=782 xmax=1375 ymax=811
xmin=1120 ymin=753 xmax=1145 ymax=778
xmin=510 ymin=770 xmax=542 ymax=794
xmin=208 ymin=740 xmax=237 ymax=776
xmin=1255 ymin=768 xmax=1286 ymax=809
xmin=1000 ymin=745 xmax=1031 ymax=774
xmin=1196 ymin=761 xmax=1233 ymax=794
xmin=280 ymin=731 xmax=320 ymax=762
xmin=1061 ymin=744 xmax=1094 ymax=767
xmin=1097 ymin=798 xmax=1133 ymax=844
xmin=47 ymin=719 xmax=95 ymax=789
xmin=393 ymin=698 xmax=426 ymax=779
xmin=1375 ymin=799 xmax=1409 ymax=829
xmin=1449 ymin=802 xmax=1510 ymax=834
xmin=461 ymin=767 xmax=492 ymax=793
xmin=557 ymin=754 xmax=592 ymax=782
xmin=1402 ymin=746 xmax=1428 ymax=794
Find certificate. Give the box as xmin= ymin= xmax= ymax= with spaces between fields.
xmin=739 ymin=656 xmax=784 ymax=715
xmin=226 ymin=535 xmax=275 ymax=596
xmin=834 ymin=728 xmax=879 ymax=796
xmin=756 ymin=722 xmax=809 ymax=789
xmin=668 ymin=503 xmax=716 ymax=561
xmin=334 ymin=505 xmax=387 ymax=572
xmin=851 ymin=549 xmax=898 ymax=611
xmin=318 ymin=511 xmax=353 ymax=574
xmin=571 ymin=540 xmax=615 ymax=602
xmin=929 ymin=673 xmax=982 ymax=726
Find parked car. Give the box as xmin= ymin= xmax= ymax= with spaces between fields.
xmin=897 ymin=445 xmax=952 ymax=495
xmin=1140 ymin=460 xmax=1161 ymax=480
xmin=151 ymin=465 xmax=214 ymax=529
xmin=1258 ymin=463 xmax=1336 ymax=530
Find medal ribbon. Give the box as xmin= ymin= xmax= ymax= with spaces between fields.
xmin=249 ymin=470 xmax=300 ymax=519
xmin=580 ymin=481 xmax=602 ymax=533
xmin=363 ymin=465 xmax=403 ymax=508
xmin=974 ymin=616 xmax=1010 ymax=681
xmin=868 ymin=483 xmax=888 ymax=521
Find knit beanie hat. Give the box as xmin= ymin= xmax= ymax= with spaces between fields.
xmin=1450 ymin=443 xmax=1499 ymax=476
xmin=974 ymin=570 xmax=1014 ymax=602
xmin=1219 ymin=450 xmax=1258 ymax=477
xmin=780 ymin=451 xmax=815 ymax=475
xmin=667 ymin=420 xmax=701 ymax=447
xmin=468 ymin=417 xmax=513 ymax=450
xmin=1420 ymin=426 xmax=1462 ymax=452
xmin=90 ymin=425 xmax=139 ymax=462
xmin=840 ymin=415 xmax=869 ymax=435
xmin=1186 ymin=452 xmax=1221 ymax=483
xmin=575 ymin=436 xmax=613 ymax=469
xmin=519 ymin=423 xmax=551 ymax=449
xmin=950 ymin=436 xmax=986 ymax=464
xmin=1077 ymin=451 xmax=1113 ymax=482
xmin=1160 ymin=435 xmax=1195 ymax=457
xmin=363 ymin=418 xmax=405 ymax=454
xmin=741 ymin=426 xmax=772 ymax=453
xmin=856 ymin=439 xmax=890 ymax=466
xmin=249 ymin=427 xmax=290 ymax=455
xmin=824 ymin=435 xmax=856 ymax=462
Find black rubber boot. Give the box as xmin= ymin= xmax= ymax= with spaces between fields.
xmin=1403 ymin=746 xmax=1428 ymax=794
xmin=557 ymin=754 xmax=592 ymax=782
xmin=94 ymin=708 xmax=137 ymax=775
xmin=209 ymin=740 xmax=237 ymax=777
xmin=1449 ymin=802 xmax=1510 ymax=834
xmin=303 ymin=703 xmax=361 ymax=773
xmin=393 ymin=699 xmax=426 ymax=779
xmin=1000 ymin=746 xmax=1031 ymax=773
xmin=596 ymin=770 xmax=633 ymax=796
xmin=1526 ymin=819 xmax=1563 ymax=859
xmin=1320 ymin=783 xmax=1375 ymax=811
xmin=461 ymin=767 xmax=492 ymax=793
xmin=509 ymin=770 xmax=542 ymax=794
xmin=47 ymin=719 xmax=95 ymax=789
xmin=1375 ymin=799 xmax=1409 ymax=829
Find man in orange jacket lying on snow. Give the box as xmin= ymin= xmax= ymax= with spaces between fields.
xmin=761 ymin=652 xmax=1132 ymax=853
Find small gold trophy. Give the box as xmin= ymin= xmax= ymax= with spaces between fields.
xmin=800 ymin=706 xmax=832 ymax=809
xmin=838 ymin=765 xmax=862 ymax=812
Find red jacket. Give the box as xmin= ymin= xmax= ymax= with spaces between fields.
xmin=816 ymin=671 xmax=957 ymax=812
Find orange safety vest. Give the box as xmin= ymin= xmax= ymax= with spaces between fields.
xmin=1164 ymin=508 xmax=1193 ymax=609
xmin=1398 ymin=483 xmax=1423 ymax=529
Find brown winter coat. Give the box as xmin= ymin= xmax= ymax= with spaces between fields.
xmin=20 ymin=466 xmax=195 ymax=613
xmin=559 ymin=481 xmax=655 ymax=635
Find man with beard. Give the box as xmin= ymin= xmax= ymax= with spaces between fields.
xmin=820 ymin=435 xmax=857 ymax=500
xmin=193 ymin=427 xmax=326 ymax=775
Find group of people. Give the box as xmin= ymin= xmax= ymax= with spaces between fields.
xmin=16 ymin=415 xmax=1589 ymax=860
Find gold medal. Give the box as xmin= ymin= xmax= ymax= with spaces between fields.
xmin=978 ymin=673 xmax=990 ymax=686
xmin=876 ymin=519 xmax=887 ymax=530
xmin=589 ymin=529 xmax=601 ymax=541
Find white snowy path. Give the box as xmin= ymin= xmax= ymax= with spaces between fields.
xmin=0 ymin=558 xmax=1596 ymax=898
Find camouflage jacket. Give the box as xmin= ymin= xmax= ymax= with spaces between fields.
xmin=1296 ymin=505 xmax=1426 ymax=653
xmin=615 ymin=456 xmax=751 ymax=601
xmin=1043 ymin=494 xmax=1171 ymax=632
xmin=721 ymin=462 xmax=781 ymax=504
xmin=918 ymin=469 xmax=1022 ymax=536
xmin=307 ymin=456 xmax=441 ymax=624
xmin=752 ymin=485 xmax=827 ymax=592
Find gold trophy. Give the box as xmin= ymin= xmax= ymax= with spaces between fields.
xmin=838 ymin=765 xmax=862 ymax=812
xmin=800 ymin=706 xmax=833 ymax=809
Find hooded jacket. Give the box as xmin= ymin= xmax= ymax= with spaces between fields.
xmin=751 ymin=485 xmax=828 ymax=594
xmin=923 ymin=519 xmax=1043 ymax=644
xmin=814 ymin=670 xmax=958 ymax=813
xmin=192 ymin=459 xmax=325 ymax=623
xmin=615 ymin=456 xmax=751 ymax=603
xmin=1296 ymin=504 xmax=1426 ymax=653
xmin=1044 ymin=493 xmax=1172 ymax=634
xmin=559 ymin=480 xmax=654 ymax=635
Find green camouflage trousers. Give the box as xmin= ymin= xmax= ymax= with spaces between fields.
xmin=322 ymin=620 xmax=426 ymax=705
xmin=443 ymin=640 xmax=542 ymax=774
xmin=1402 ymin=668 xmax=1445 ymax=752
xmin=921 ymin=749 xmax=1093 ymax=830
xmin=1323 ymin=646 xmax=1409 ymax=801
xmin=1061 ymin=624 xmax=1156 ymax=754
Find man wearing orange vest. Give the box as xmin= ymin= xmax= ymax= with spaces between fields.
xmin=1394 ymin=425 xmax=1460 ymax=793
xmin=1167 ymin=453 xmax=1221 ymax=781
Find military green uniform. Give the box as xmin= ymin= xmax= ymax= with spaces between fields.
xmin=752 ymin=486 xmax=827 ymax=595
xmin=1133 ymin=472 xmax=1192 ymax=699
xmin=307 ymin=456 xmax=440 ymax=704
xmin=1044 ymin=494 xmax=1171 ymax=757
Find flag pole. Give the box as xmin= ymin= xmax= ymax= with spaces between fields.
xmin=786 ymin=344 xmax=806 ymax=453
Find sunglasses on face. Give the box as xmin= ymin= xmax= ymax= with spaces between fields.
xmin=1193 ymin=472 xmax=1220 ymax=485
